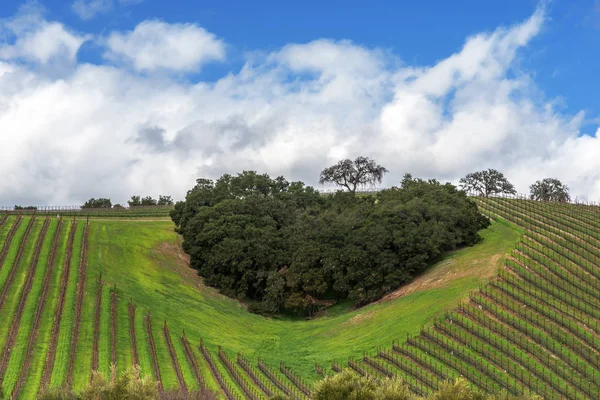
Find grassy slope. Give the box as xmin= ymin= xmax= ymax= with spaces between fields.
xmin=0 ymin=218 xmax=43 ymax=353
xmin=87 ymin=218 xmax=520 ymax=383
xmin=0 ymin=216 xmax=16 ymax=243
xmin=20 ymin=221 xmax=72 ymax=400
xmin=50 ymin=222 xmax=84 ymax=388
xmin=3 ymin=218 xmax=58 ymax=394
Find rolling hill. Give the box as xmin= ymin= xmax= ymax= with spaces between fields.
xmin=0 ymin=197 xmax=598 ymax=399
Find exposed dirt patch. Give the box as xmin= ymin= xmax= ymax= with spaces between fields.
xmin=376 ymin=253 xmax=503 ymax=305
xmin=342 ymin=310 xmax=377 ymax=327
xmin=151 ymin=239 xmax=247 ymax=308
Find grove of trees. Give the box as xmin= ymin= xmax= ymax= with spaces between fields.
xmin=82 ymin=198 xmax=112 ymax=208
xmin=172 ymin=170 xmax=489 ymax=315
xmin=128 ymin=195 xmax=174 ymax=207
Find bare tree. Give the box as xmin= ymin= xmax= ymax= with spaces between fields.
xmin=319 ymin=156 xmax=388 ymax=193
xmin=530 ymin=178 xmax=571 ymax=202
xmin=459 ymin=169 xmax=517 ymax=197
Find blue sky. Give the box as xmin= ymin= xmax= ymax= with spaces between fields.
xmin=0 ymin=0 xmax=599 ymax=204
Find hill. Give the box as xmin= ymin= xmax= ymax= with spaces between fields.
xmin=0 ymin=206 xmax=519 ymax=399
xmin=0 ymin=197 xmax=598 ymax=399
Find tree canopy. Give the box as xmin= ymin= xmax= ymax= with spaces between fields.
xmin=82 ymin=198 xmax=112 ymax=208
xmin=157 ymin=195 xmax=174 ymax=206
xmin=319 ymin=156 xmax=388 ymax=193
xmin=128 ymin=195 xmax=172 ymax=207
xmin=173 ymin=171 xmax=489 ymax=315
xmin=529 ymin=178 xmax=571 ymax=202
xmin=459 ymin=169 xmax=517 ymax=197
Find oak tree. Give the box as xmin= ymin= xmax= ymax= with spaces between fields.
xmin=459 ymin=169 xmax=517 ymax=197
xmin=319 ymin=156 xmax=388 ymax=193
xmin=530 ymin=178 xmax=571 ymax=202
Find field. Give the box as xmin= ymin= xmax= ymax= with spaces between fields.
xmin=0 ymin=198 xmax=598 ymax=399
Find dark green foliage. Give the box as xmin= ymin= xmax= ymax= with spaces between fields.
xmin=82 ymin=198 xmax=112 ymax=208
xmin=14 ymin=205 xmax=37 ymax=210
xmin=157 ymin=195 xmax=174 ymax=206
xmin=128 ymin=195 xmax=166 ymax=207
xmin=174 ymin=172 xmax=489 ymax=315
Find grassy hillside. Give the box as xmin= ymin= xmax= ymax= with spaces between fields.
xmin=0 ymin=208 xmax=520 ymax=399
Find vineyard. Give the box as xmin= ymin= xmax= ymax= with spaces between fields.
xmin=0 ymin=197 xmax=598 ymax=398
xmin=0 ymin=205 xmax=173 ymax=218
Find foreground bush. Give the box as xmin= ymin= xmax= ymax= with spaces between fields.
xmin=38 ymin=365 xmax=216 ymax=400
xmin=312 ymin=370 xmax=541 ymax=400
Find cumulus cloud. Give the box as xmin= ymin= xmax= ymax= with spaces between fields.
xmin=0 ymin=4 xmax=599 ymax=206
xmin=104 ymin=20 xmax=226 ymax=72
xmin=0 ymin=5 xmax=89 ymax=64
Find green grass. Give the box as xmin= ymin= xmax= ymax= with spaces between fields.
xmin=2 ymin=218 xmax=58 ymax=394
xmin=20 ymin=220 xmax=71 ymax=399
xmin=98 ymin=284 xmax=112 ymax=376
xmin=86 ymin=217 xmax=519 ymax=383
xmin=0 ymin=218 xmax=43 ymax=352
xmin=0 ymin=215 xmax=16 ymax=242
xmin=115 ymin=295 xmax=133 ymax=371
xmin=152 ymin=319 xmax=179 ymax=389
xmin=50 ymin=222 xmax=84 ymax=388
xmin=71 ymin=261 xmax=97 ymax=390
xmin=172 ymin=334 xmax=199 ymax=390
xmin=134 ymin=308 xmax=154 ymax=380
xmin=0 ymin=217 xmax=30 ymax=289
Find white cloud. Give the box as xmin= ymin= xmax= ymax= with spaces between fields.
xmin=72 ymin=0 xmax=113 ymax=20
xmin=0 ymin=5 xmax=89 ymax=64
xmin=104 ymin=20 xmax=226 ymax=72
xmin=71 ymin=0 xmax=146 ymax=20
xmin=0 ymin=4 xmax=599 ymax=206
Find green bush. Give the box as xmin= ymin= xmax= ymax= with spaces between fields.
xmin=312 ymin=370 xmax=541 ymax=400
xmin=38 ymin=365 xmax=217 ymax=400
